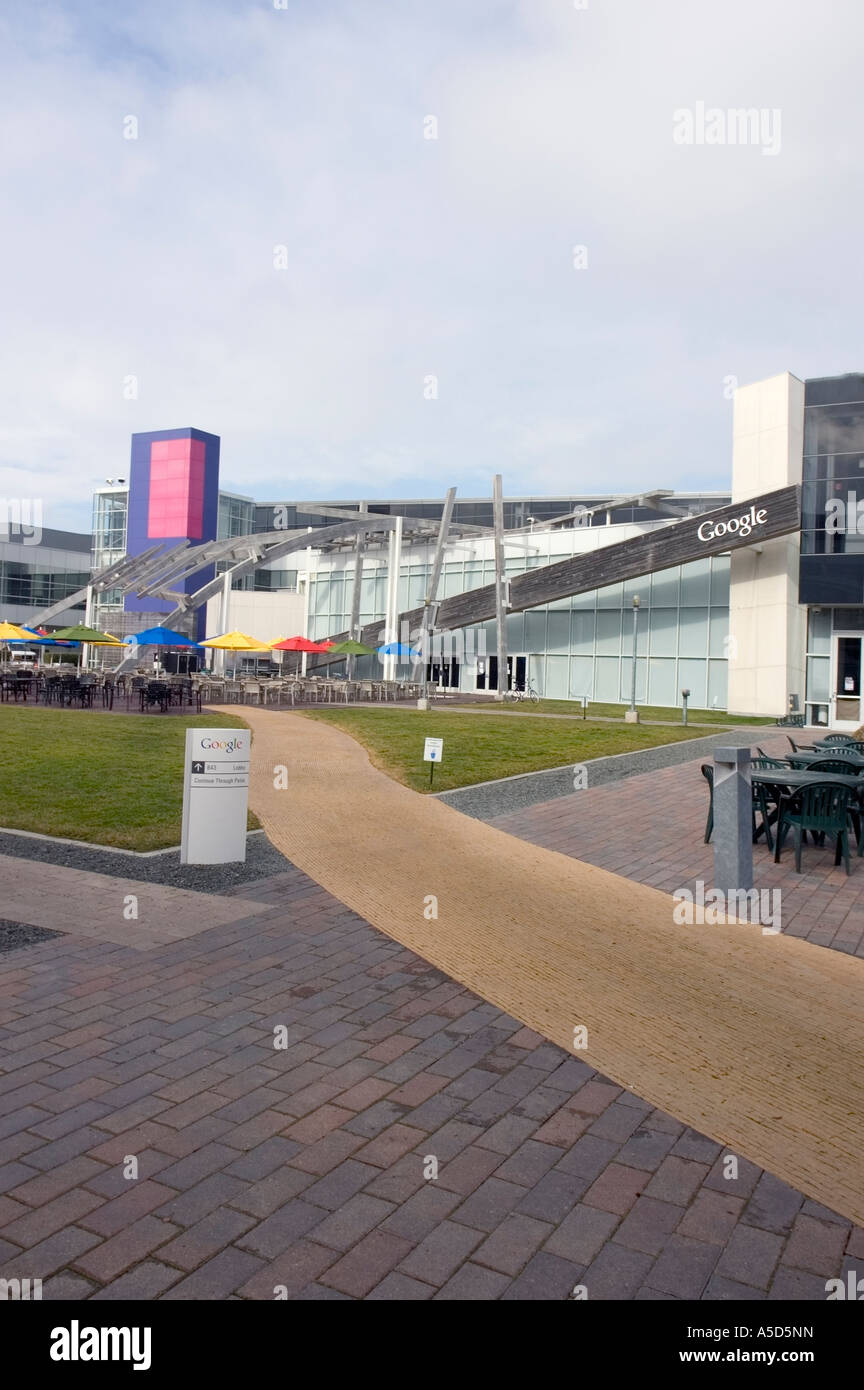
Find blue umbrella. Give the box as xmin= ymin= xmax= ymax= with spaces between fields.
xmin=377 ymin=642 xmax=421 ymax=658
xmin=12 ymin=626 xmax=79 ymax=648
xmin=124 ymin=626 xmax=202 ymax=648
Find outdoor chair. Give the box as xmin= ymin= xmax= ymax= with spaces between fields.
xmin=751 ymin=756 xmax=789 ymax=769
xmin=773 ymin=782 xmax=855 ymax=874
xmin=701 ymin=762 xmax=775 ymax=850
xmin=821 ymin=734 xmax=855 ymax=745
xmin=803 ymin=759 xmax=859 ymax=776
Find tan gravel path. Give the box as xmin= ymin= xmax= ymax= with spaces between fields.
xmin=220 ymin=705 xmax=864 ymax=1225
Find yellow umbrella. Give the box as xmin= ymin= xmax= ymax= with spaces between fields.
xmin=200 ymin=630 xmax=271 ymax=652
xmin=0 ymin=620 xmax=36 ymax=642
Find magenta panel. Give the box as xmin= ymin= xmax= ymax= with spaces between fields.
xmin=147 ymin=437 xmax=206 ymax=538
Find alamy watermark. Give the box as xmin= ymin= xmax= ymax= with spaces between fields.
xmin=673 ymin=880 xmax=781 ymax=935
xmin=0 ymin=497 xmax=42 ymax=544
xmin=673 ymin=102 xmax=781 ymax=157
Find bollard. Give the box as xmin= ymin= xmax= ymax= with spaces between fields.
xmin=713 ymin=746 xmax=753 ymax=895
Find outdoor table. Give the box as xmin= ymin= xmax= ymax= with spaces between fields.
xmin=751 ymin=768 xmax=864 ymax=844
xmin=785 ymin=751 xmax=864 ymax=769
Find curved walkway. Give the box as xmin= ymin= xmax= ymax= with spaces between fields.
xmin=223 ymin=706 xmax=864 ymax=1227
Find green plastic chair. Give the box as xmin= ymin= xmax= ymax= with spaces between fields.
xmin=701 ymin=763 xmax=775 ymax=850
xmin=773 ymin=783 xmax=855 ymax=874
xmin=803 ymin=759 xmax=859 ymax=775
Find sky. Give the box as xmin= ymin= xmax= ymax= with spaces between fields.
xmin=2 ymin=0 xmax=863 ymax=531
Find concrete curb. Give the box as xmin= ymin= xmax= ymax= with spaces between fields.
xmin=432 ymin=726 xmax=769 ymax=820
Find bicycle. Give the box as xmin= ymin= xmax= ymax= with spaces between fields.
xmin=503 ymin=681 xmax=540 ymax=704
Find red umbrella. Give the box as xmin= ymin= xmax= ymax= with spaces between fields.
xmin=270 ymin=635 xmax=333 ymax=652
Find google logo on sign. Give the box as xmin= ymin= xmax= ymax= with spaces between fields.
xmin=201 ymin=737 xmax=245 ymax=752
xmin=697 ymin=504 xmax=767 ymax=543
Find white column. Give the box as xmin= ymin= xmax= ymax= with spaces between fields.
xmin=384 ymin=517 xmax=403 ymax=681
xmin=728 ymin=372 xmax=806 ymax=717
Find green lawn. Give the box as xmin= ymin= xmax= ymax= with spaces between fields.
xmin=0 ymin=708 xmax=257 ymax=850
xmin=486 ymin=699 xmax=773 ymax=726
xmin=304 ymin=707 xmax=718 ymax=792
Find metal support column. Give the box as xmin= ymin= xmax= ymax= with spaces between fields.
xmin=492 ymin=474 xmax=508 ymax=700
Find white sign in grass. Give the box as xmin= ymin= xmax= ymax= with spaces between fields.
xmin=181 ymin=727 xmax=251 ymax=864
xmin=423 ymin=737 xmax=444 ymax=762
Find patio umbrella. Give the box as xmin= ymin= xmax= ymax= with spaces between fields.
xmin=51 ymin=624 xmax=124 ymax=645
xmin=200 ymin=631 xmax=271 ymax=651
xmin=326 ymin=639 xmax=376 ymax=655
xmin=125 ymin=626 xmax=202 ymax=648
xmin=269 ymin=636 xmax=333 ymax=652
xmin=0 ymin=621 xmax=36 ymax=642
xmin=377 ymin=641 xmax=421 ymax=658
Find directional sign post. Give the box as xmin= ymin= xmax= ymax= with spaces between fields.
xmin=181 ymin=728 xmax=251 ymax=865
xmin=424 ymin=736 xmax=443 ymax=789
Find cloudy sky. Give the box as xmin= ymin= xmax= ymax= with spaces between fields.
xmin=1 ymin=0 xmax=862 ymax=531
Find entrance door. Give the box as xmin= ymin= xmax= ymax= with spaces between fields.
xmin=480 ymin=655 xmax=526 ymax=693
xmin=832 ymin=635 xmax=862 ymax=729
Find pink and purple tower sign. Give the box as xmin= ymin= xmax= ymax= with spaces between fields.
xmin=125 ymin=428 xmax=221 ymax=638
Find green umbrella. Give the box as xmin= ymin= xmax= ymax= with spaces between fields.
xmin=50 ymin=624 xmax=124 ymax=645
xmin=325 ymin=639 xmax=376 ymax=655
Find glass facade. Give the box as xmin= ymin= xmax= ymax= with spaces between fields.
xmin=254 ymin=494 xmax=729 ymax=535
xmin=800 ymin=375 xmax=864 ymax=603
xmin=308 ymin=551 xmax=731 ymax=708
xmin=218 ymin=493 xmax=255 ymax=539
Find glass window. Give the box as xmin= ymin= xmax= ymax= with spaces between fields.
xmin=806 ymin=655 xmax=830 ymax=703
xmin=595 ymin=610 xmax=621 ymax=655
xmin=570 ymin=611 xmax=595 ymax=652
xmin=648 ymin=658 xmax=676 ymax=707
xmin=807 ymin=608 xmax=831 ymax=653
xmin=679 ymin=558 xmax=710 ymax=606
xmin=651 ymin=567 xmax=680 ymax=607
xmin=649 ymin=608 xmax=677 ymax=657
xmin=679 ymin=607 xmax=709 ymax=658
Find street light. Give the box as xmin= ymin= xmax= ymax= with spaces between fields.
xmin=629 ymin=595 xmax=641 ymax=717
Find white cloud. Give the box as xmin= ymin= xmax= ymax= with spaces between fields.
xmin=1 ymin=0 xmax=863 ymax=530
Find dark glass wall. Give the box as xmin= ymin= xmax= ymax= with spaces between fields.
xmin=800 ymin=376 xmax=864 ymax=605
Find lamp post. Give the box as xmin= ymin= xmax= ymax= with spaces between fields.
xmin=626 ymin=594 xmax=640 ymax=723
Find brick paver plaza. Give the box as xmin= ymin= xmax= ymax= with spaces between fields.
xmin=0 ymin=723 xmax=862 ymax=1299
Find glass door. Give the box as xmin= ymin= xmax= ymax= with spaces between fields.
xmin=832 ymin=635 xmax=862 ymax=728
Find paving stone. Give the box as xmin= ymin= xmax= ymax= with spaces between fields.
xmin=299 ymin=1159 xmax=381 ymax=1212
xmin=495 ymin=1140 xmax=564 ymax=1188
xmin=89 ymin=1260 xmax=184 ymax=1300
xmin=319 ymin=1230 xmax=415 ymax=1298
xmin=155 ymin=1207 xmax=258 ymax=1271
xmin=780 ymin=1214 xmax=849 ymax=1276
xmin=238 ymin=1240 xmax=338 ymax=1299
xmin=74 ymin=1216 xmax=180 ymax=1283
xmin=380 ymin=1184 xmax=462 ymax=1242
xmin=644 ymin=1156 xmax=711 ymax=1206
xmin=714 ymin=1223 xmax=785 ymax=1290
xmin=742 ymin=1172 xmax=805 ymax=1235
xmin=516 ymin=1170 xmax=586 ymax=1225
xmin=582 ymin=1163 xmax=648 ymax=1216
xmin=473 ymin=1213 xmax=554 ymax=1276
xmin=677 ymin=1189 xmax=744 ymax=1245
xmin=450 ymin=1177 xmax=527 ymax=1234
xmin=581 ymin=1241 xmax=654 ymax=1300
xmin=366 ymin=1271 xmax=436 ymax=1300
xmin=543 ymin=1203 xmax=619 ymax=1265
xmin=501 ymin=1251 xmax=585 ymax=1301
xmin=609 ymin=1196 xmax=682 ymax=1257
xmin=161 ymin=1246 xmax=268 ymax=1300
xmin=644 ymin=1234 xmax=723 ymax=1298
xmin=398 ymin=1220 xmax=483 ymax=1286
xmin=307 ymin=1194 xmax=396 ymax=1252
xmin=434 ymin=1263 xmax=511 ymax=1300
